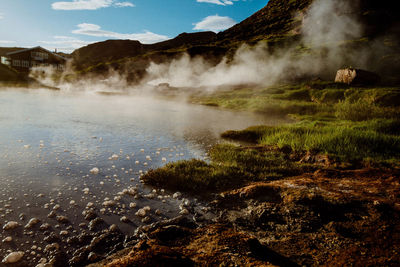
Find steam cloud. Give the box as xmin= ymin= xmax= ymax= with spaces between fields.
xmin=33 ymin=0 xmax=397 ymax=91
xmin=143 ymin=0 xmax=368 ymax=88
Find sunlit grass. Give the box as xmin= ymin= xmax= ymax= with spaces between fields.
xmin=144 ymin=82 xmax=400 ymax=193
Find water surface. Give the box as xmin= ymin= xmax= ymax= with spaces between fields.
xmin=0 ymin=88 xmax=285 ymax=265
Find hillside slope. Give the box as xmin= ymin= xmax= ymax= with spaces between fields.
xmin=0 ymin=63 xmax=23 ymax=82
xmin=72 ymin=31 xmax=217 ymax=70
xmin=217 ymin=0 xmax=312 ymax=44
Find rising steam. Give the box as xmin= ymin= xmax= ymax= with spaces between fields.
xmin=32 ymin=0 xmax=397 ymax=91
xmin=143 ymin=0 xmax=367 ymax=88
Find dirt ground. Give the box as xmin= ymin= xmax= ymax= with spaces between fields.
xmin=90 ymin=167 xmax=400 ymax=266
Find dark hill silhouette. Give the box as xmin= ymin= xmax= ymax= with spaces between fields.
xmin=71 ymin=31 xmax=217 ymax=70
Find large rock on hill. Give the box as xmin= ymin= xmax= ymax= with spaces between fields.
xmin=335 ymin=68 xmax=380 ymax=85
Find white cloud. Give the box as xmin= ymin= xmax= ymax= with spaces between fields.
xmin=0 ymin=12 xmax=4 ymax=19
xmin=0 ymin=40 xmax=16 ymax=44
xmin=197 ymin=0 xmax=236 ymax=6
xmin=193 ymin=15 xmax=236 ymax=32
xmin=52 ymin=0 xmax=134 ymax=10
xmin=72 ymin=23 xmax=169 ymax=44
xmin=114 ymin=2 xmax=134 ymax=7
xmin=38 ymin=36 xmax=92 ymax=53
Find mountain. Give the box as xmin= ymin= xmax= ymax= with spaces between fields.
xmin=71 ymin=31 xmax=217 ymax=70
xmin=71 ymin=40 xmax=144 ymax=70
xmin=2 ymin=0 xmax=399 ymax=84
xmin=217 ymin=0 xmax=312 ymax=44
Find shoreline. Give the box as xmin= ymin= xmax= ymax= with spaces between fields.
xmin=89 ymin=81 xmax=400 ymax=266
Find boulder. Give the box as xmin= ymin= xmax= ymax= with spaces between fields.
xmin=335 ymin=68 xmax=380 ymax=85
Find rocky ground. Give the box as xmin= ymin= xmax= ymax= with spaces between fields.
xmin=83 ymin=167 xmax=400 ymax=266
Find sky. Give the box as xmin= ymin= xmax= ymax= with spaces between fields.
xmin=0 ymin=0 xmax=267 ymax=53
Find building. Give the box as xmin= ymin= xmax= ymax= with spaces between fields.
xmin=1 ymin=46 xmax=66 ymax=72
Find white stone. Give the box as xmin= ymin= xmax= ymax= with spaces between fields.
xmin=172 ymin=192 xmax=182 ymax=199
xmin=90 ymin=167 xmax=99 ymax=175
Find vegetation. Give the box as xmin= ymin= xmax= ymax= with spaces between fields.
xmin=144 ymin=82 xmax=400 ymax=194
xmin=143 ymin=144 xmax=303 ymax=194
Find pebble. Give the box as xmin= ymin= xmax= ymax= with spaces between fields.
xmin=103 ymin=200 xmax=116 ymax=207
xmin=39 ymin=223 xmax=51 ymax=231
xmin=135 ymin=208 xmax=147 ymax=217
xmin=3 ymin=221 xmax=20 ymax=230
xmin=120 ymin=216 xmax=130 ymax=223
xmin=25 ymin=218 xmax=40 ymax=229
xmin=60 ymin=230 xmax=69 ymax=236
xmin=2 ymin=251 xmax=24 ymax=264
xmin=56 ymin=215 xmax=69 ymax=224
xmin=142 ymin=216 xmax=151 ymax=223
xmin=2 ymin=236 xmax=12 ymax=243
xmin=90 ymin=167 xmax=100 ymax=175
xmin=109 ymin=224 xmax=118 ymax=232
xmin=179 ymin=209 xmax=189 ymax=215
xmin=173 ymin=192 xmax=182 ymax=199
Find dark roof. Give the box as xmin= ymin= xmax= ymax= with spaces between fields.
xmin=6 ymin=46 xmax=67 ymax=60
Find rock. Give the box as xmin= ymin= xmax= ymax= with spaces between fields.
xmin=84 ymin=210 xmax=98 ymax=221
xmin=102 ymin=200 xmax=116 ymax=207
xmin=335 ymin=68 xmax=380 ymax=85
xmin=87 ymin=252 xmax=99 ymax=262
xmin=179 ymin=208 xmax=189 ymax=215
xmin=44 ymin=243 xmax=60 ymax=252
xmin=40 ymin=223 xmax=51 ymax=231
xmin=88 ymin=217 xmax=104 ymax=231
xmin=44 ymin=233 xmax=60 ymax=243
xmin=90 ymin=167 xmax=100 ymax=175
xmin=173 ymin=192 xmax=182 ymax=199
xmin=120 ymin=216 xmax=130 ymax=223
xmin=3 ymin=221 xmax=20 ymax=230
xmin=135 ymin=208 xmax=147 ymax=217
xmin=2 ymin=236 xmax=12 ymax=243
xmin=56 ymin=216 xmax=69 ymax=224
xmin=109 ymin=224 xmax=119 ymax=232
xmin=60 ymin=230 xmax=69 ymax=236
xmin=2 ymin=251 xmax=24 ymax=263
xmin=47 ymin=211 xmax=56 ymax=218
xmin=142 ymin=216 xmax=151 ymax=224
xmin=25 ymin=218 xmax=41 ymax=229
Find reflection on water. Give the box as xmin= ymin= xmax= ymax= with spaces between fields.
xmin=0 ymin=89 xmax=286 ymax=265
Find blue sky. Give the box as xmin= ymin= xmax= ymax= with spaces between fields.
xmin=0 ymin=0 xmax=267 ymax=53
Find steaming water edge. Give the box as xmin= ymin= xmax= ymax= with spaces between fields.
xmin=0 ymin=88 xmax=286 ymax=264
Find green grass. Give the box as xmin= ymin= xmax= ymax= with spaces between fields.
xmin=222 ymin=119 xmax=400 ymax=162
xmin=142 ymin=159 xmax=240 ymax=193
xmin=142 ymin=144 xmax=302 ymax=194
xmin=198 ymin=83 xmax=400 ymax=163
xmin=144 ymin=82 xmax=400 ymax=194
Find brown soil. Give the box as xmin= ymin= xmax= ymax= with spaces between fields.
xmin=91 ymin=167 xmax=400 ymax=266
